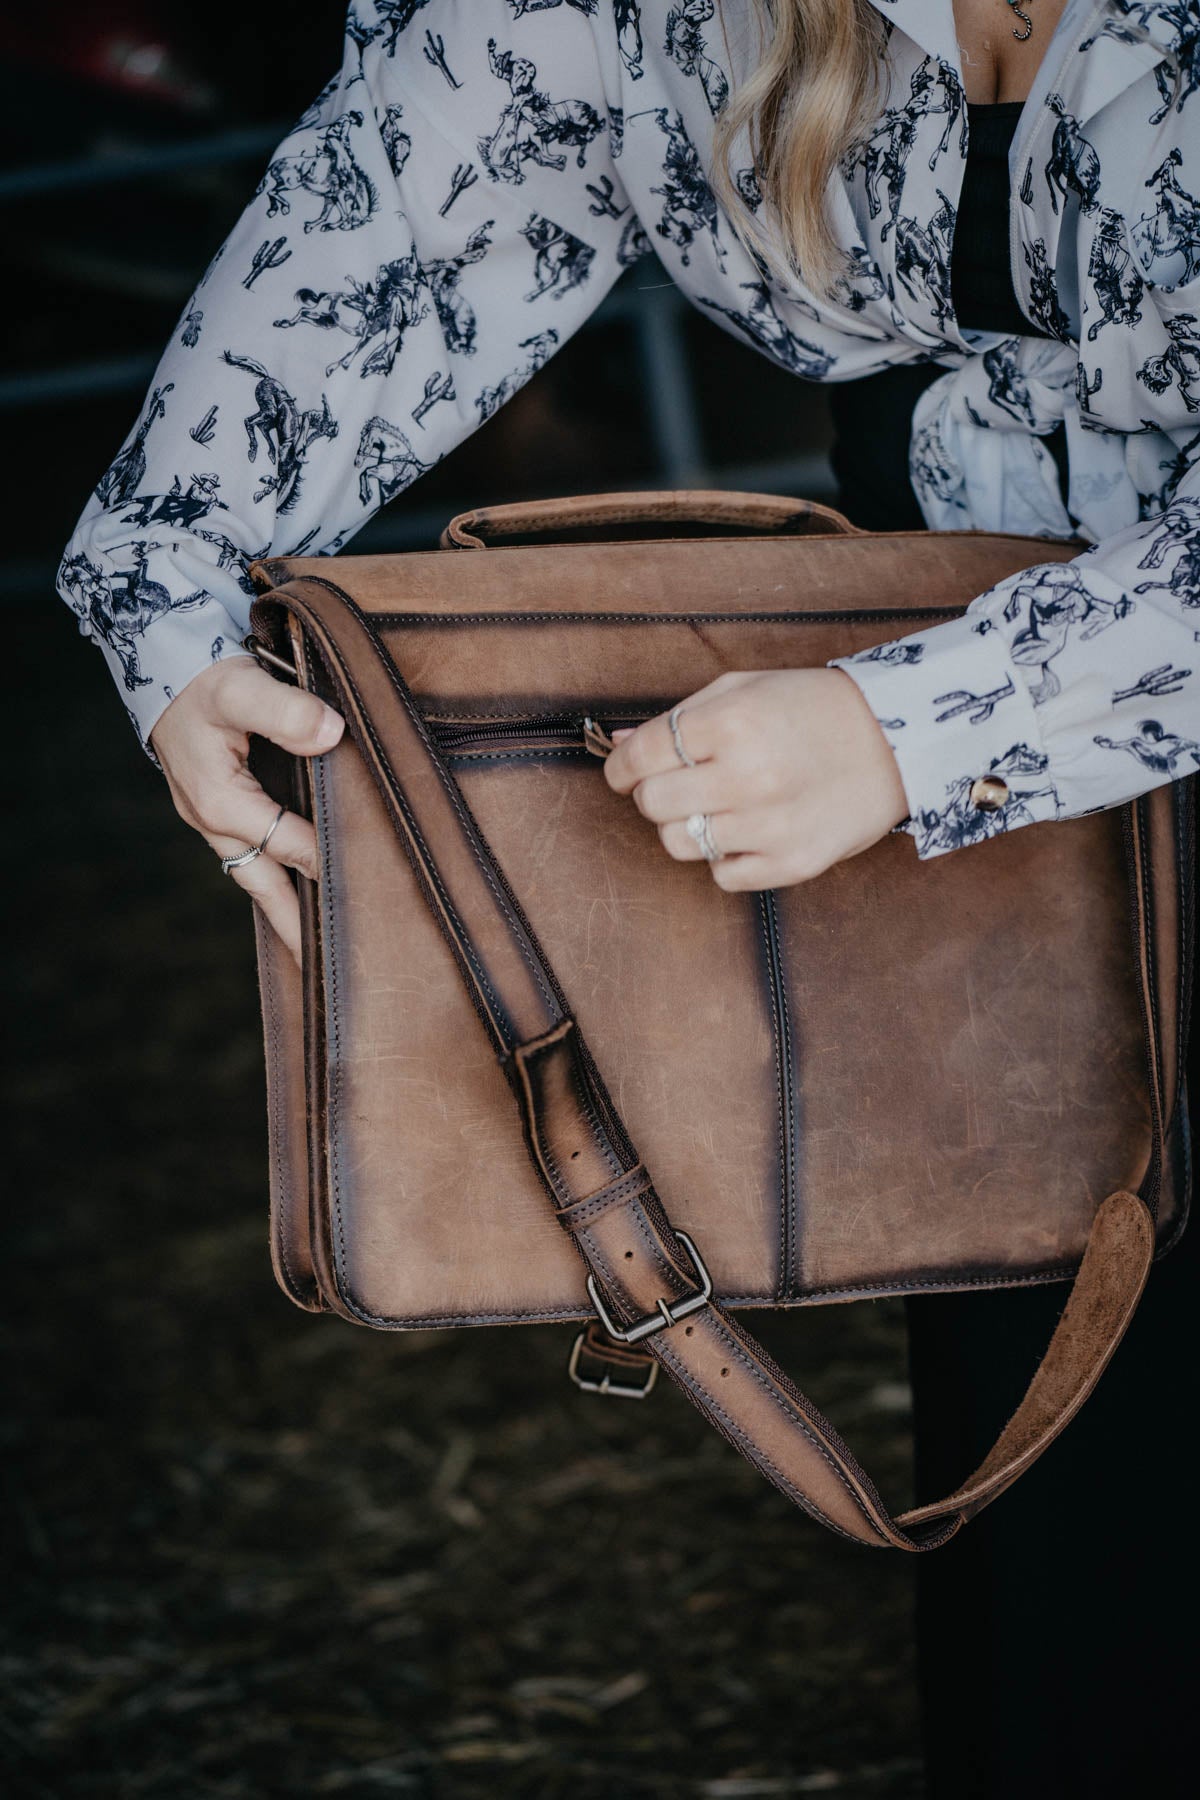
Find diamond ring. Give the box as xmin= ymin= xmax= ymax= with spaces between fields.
xmin=684 ymin=812 xmax=723 ymax=863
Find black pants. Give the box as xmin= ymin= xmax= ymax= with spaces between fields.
xmin=904 ymin=1002 xmax=1198 ymax=1799
xmin=828 ymin=440 xmax=1197 ymax=1795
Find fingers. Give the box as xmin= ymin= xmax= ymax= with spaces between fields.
xmin=213 ymin=660 xmax=344 ymax=755
xmin=604 ymin=695 xmax=719 ymax=794
xmin=656 ymin=806 xmax=784 ymax=862
xmin=626 ymin=762 xmax=743 ymax=825
xmin=208 ymin=779 xmax=319 ymax=882
xmin=205 ymin=826 xmax=304 ymax=965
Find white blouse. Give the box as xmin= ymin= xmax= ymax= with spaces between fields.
xmin=57 ymin=0 xmax=1200 ymax=859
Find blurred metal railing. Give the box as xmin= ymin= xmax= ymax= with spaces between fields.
xmin=5 ymin=122 xmax=834 ymax=564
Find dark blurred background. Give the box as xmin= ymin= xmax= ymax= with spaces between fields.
xmin=6 ymin=6 xmax=920 ymax=1796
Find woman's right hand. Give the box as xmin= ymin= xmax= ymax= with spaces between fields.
xmin=149 ymin=656 xmax=345 ymax=966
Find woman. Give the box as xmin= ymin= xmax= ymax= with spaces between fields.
xmin=58 ymin=3 xmax=1198 ymax=1795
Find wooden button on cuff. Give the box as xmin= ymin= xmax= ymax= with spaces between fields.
xmin=969 ymin=775 xmax=1010 ymax=812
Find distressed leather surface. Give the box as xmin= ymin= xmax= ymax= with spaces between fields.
xmin=241 ymin=489 xmax=1193 ymax=1544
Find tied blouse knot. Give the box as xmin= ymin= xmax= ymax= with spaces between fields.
xmin=57 ymin=0 xmax=1200 ymax=860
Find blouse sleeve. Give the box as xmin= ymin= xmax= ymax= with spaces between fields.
xmin=826 ymin=489 xmax=1200 ymax=858
xmin=55 ymin=0 xmax=647 ymax=756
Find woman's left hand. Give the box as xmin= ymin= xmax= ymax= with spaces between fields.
xmin=603 ymin=668 xmax=911 ymax=891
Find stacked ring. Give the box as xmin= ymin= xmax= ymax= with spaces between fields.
xmin=220 ymin=804 xmax=287 ymax=876
xmin=684 ymin=811 xmax=724 ymax=863
xmin=668 ymin=702 xmax=696 ymax=768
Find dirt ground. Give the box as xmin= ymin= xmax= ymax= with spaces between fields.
xmin=5 ymin=608 xmax=926 ymax=1798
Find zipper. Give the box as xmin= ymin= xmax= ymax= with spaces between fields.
xmin=426 ymin=711 xmax=652 ymax=759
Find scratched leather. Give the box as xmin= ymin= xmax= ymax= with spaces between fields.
xmin=247 ymin=496 xmax=1192 ymax=1329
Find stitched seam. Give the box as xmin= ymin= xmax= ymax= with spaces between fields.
xmin=558 ymin=1168 xmax=652 ymax=1228
xmin=777 ymin=906 xmax=799 ymax=1297
xmin=472 ymin=501 xmax=809 ymax=530
xmin=445 ymin=749 xmax=591 ymax=765
xmin=800 ymin=1262 xmax=1086 ymax=1299
xmin=653 ymin=1340 xmax=871 ymax=1547
xmin=559 ymin=1182 xmax=653 ymax=1229
xmin=433 ymin=526 xmax=1071 ymax=549
xmin=576 ymin=1197 xmax=688 ymax=1328
xmin=519 ymin=1030 xmax=623 ymax=1194
xmin=1142 ymin=801 xmax=1164 ymax=1111
xmin=565 ymin=1041 xmax=623 ymax=1184
xmin=452 ymin=500 xmax=825 ymax=535
xmin=337 ymin=650 xmax=522 ymax=1029
xmin=259 ymin=923 xmax=306 ymax=1303
xmin=514 ymin=1037 xmax=568 ymax=1195
xmin=578 ymin=1233 xmax=624 ymax=1306
xmin=315 ymin=1259 xmax=1102 ymax=1330
xmin=1127 ymin=804 xmax=1165 ymax=1216
xmin=1168 ymin=782 xmax=1195 ymax=1259
xmin=1176 ymin=791 xmax=1186 ymax=1129
xmin=1174 ymin=783 xmax=1195 ymax=1133
xmin=312 ymin=745 xmax=352 ymax=1306
xmin=697 ymin=1312 xmax=883 ymax=1535
xmin=331 ymin=584 xmax=559 ymax=1019
xmin=760 ymin=893 xmax=792 ymax=1303
xmin=374 ymin=607 xmax=967 ymax=628
xmin=627 ymin=1196 xmax=698 ymax=1302
xmin=297 ymin=588 xmax=515 ymax=1040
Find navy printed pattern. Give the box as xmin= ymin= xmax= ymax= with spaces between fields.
xmin=58 ymin=0 xmax=1200 ymax=865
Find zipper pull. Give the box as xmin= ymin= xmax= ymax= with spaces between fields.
xmin=582 ymin=715 xmax=615 ymax=758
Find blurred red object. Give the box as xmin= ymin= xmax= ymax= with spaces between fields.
xmin=10 ymin=2 xmax=217 ymax=112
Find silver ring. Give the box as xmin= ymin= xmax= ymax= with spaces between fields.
xmin=258 ymin=804 xmax=287 ymax=854
xmin=668 ymin=703 xmax=696 ymax=768
xmin=685 ymin=811 xmax=724 ymax=863
xmin=221 ymin=806 xmax=287 ymax=876
xmin=221 ymin=844 xmax=262 ymax=875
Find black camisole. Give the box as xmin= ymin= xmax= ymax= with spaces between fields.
xmin=828 ymin=101 xmax=1070 ymax=531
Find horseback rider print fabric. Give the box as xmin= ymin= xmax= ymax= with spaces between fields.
xmin=58 ymin=1 xmax=1200 ymax=861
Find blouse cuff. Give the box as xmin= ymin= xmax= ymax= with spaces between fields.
xmin=827 ymin=610 xmax=1062 ymax=860
xmin=59 ymin=559 xmax=255 ymax=766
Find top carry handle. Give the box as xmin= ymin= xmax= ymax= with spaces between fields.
xmin=248 ymin=568 xmax=1160 ymax=1553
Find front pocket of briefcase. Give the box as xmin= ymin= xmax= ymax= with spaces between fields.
xmin=306 ymin=707 xmax=795 ymax=1326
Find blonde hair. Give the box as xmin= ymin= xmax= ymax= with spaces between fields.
xmin=710 ymin=0 xmax=887 ymax=297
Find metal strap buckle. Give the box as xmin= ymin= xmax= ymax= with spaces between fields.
xmin=566 ymin=1328 xmax=659 ymax=1400
xmin=242 ymin=632 xmax=299 ymax=680
xmin=585 ymin=1228 xmax=713 ymax=1346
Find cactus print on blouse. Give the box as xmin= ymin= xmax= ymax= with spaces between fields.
xmin=59 ymin=1 xmax=1200 ymax=861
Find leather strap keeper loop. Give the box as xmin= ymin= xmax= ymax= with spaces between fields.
xmin=556 ymin=1164 xmax=655 ymax=1232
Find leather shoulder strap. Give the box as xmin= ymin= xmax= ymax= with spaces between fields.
xmin=250 ymin=574 xmax=1158 ymax=1552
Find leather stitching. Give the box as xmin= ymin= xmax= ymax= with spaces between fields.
xmin=772 ymin=899 xmax=801 ymax=1299
xmin=445 ymin=498 xmax=827 ymax=536
xmin=330 ymin=585 xmax=560 ymax=1021
xmin=564 ymin=1041 xmax=623 ymax=1184
xmin=652 ymin=1338 xmax=875 ymax=1548
xmin=258 ymin=921 xmax=307 ymax=1305
xmin=517 ymin=1029 xmax=623 ymax=1193
xmin=312 ymin=744 xmax=353 ymax=1305
xmin=299 ymin=592 xmax=517 ymax=1040
xmin=557 ymin=1165 xmax=652 ymax=1229
xmin=372 ymin=606 xmax=965 ymax=628
xmin=683 ymin=1312 xmax=886 ymax=1539
xmin=758 ymin=893 xmax=792 ymax=1304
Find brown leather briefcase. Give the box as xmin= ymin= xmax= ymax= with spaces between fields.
xmin=244 ymin=488 xmax=1193 ymax=1552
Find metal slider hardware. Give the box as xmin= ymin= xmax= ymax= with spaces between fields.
xmin=242 ymin=632 xmax=299 ymax=681
xmin=566 ymin=1330 xmax=659 ymax=1400
xmin=585 ymin=1228 xmax=713 ymax=1345
xmin=582 ymin=715 xmax=616 ymax=757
